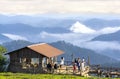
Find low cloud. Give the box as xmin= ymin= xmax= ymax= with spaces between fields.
xmin=98 ymin=27 xmax=120 ymax=34
xmin=70 ymin=21 xmax=120 ymax=35
xmin=2 ymin=33 xmax=28 ymax=41
xmin=38 ymin=30 xmax=120 ymax=52
xmin=38 ymin=31 xmax=96 ymax=43
xmin=76 ymin=41 xmax=120 ymax=51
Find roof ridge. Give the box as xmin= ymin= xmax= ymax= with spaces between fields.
xmin=27 ymin=43 xmax=46 ymax=47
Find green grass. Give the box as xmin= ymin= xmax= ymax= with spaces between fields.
xmin=0 ymin=72 xmax=119 ymax=79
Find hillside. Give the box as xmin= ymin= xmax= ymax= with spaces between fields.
xmin=2 ymin=40 xmax=33 ymax=52
xmin=92 ymin=30 xmax=120 ymax=42
xmin=2 ymin=40 xmax=118 ymax=65
xmin=1 ymin=14 xmax=120 ymax=29
xmin=0 ymin=34 xmax=11 ymax=43
xmin=50 ymin=41 xmax=118 ymax=65
xmin=0 ymin=23 xmax=70 ymax=35
xmin=84 ymin=18 xmax=120 ymax=29
xmin=102 ymin=62 xmax=120 ymax=67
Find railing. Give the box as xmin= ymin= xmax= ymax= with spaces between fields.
xmin=89 ymin=65 xmax=120 ymax=77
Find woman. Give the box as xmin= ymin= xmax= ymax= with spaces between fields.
xmin=60 ymin=57 xmax=64 ymax=68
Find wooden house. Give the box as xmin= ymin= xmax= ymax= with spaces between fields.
xmin=6 ymin=43 xmax=64 ymax=73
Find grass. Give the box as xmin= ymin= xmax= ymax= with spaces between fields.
xmin=0 ymin=72 xmax=119 ymax=79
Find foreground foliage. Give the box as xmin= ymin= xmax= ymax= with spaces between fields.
xmin=0 ymin=73 xmax=120 ymax=79
xmin=0 ymin=45 xmax=7 ymax=54
xmin=0 ymin=45 xmax=7 ymax=71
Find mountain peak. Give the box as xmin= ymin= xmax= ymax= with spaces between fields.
xmin=69 ymin=21 xmax=96 ymax=34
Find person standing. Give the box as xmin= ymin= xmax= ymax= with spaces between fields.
xmin=73 ymin=62 xmax=77 ymax=74
xmin=60 ymin=57 xmax=64 ymax=68
xmin=77 ymin=58 xmax=81 ymax=71
xmin=47 ymin=62 xmax=52 ymax=72
xmin=81 ymin=57 xmax=85 ymax=72
xmin=74 ymin=58 xmax=77 ymax=64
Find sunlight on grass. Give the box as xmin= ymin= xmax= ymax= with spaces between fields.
xmin=0 ymin=73 xmax=119 ymax=79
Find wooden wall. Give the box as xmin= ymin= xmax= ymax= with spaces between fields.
xmin=8 ymin=47 xmax=45 ymax=73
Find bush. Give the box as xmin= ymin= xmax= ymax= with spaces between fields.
xmin=0 ymin=45 xmax=7 ymax=72
xmin=0 ymin=55 xmax=6 ymax=72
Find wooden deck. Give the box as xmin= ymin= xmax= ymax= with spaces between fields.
xmin=43 ymin=65 xmax=120 ymax=78
xmin=43 ymin=65 xmax=90 ymax=77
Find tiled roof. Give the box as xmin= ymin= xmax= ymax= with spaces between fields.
xmin=27 ymin=43 xmax=64 ymax=57
xmin=6 ymin=43 xmax=64 ymax=57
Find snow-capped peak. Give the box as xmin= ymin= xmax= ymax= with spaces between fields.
xmin=69 ymin=21 xmax=96 ymax=34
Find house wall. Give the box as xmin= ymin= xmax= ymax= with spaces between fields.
xmin=8 ymin=47 xmax=45 ymax=73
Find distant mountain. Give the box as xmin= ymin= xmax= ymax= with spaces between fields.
xmin=0 ymin=23 xmax=71 ymax=43
xmin=0 ymin=14 xmax=77 ymax=27
xmin=0 ymin=34 xmax=11 ymax=43
xmin=92 ymin=30 xmax=120 ymax=42
xmin=90 ymin=30 xmax=120 ymax=62
xmin=0 ymin=23 xmax=70 ymax=35
xmin=2 ymin=40 xmax=33 ymax=52
xmin=1 ymin=14 xmax=120 ymax=32
xmin=2 ymin=40 xmax=118 ymax=65
xmin=84 ymin=18 xmax=120 ymax=29
xmin=100 ymin=50 xmax=120 ymax=61
xmin=102 ymin=62 xmax=120 ymax=67
xmin=50 ymin=41 xmax=118 ymax=65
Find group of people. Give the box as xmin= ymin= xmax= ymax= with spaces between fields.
xmin=47 ymin=57 xmax=64 ymax=72
xmin=73 ymin=57 xmax=86 ymax=73
xmin=46 ymin=57 xmax=86 ymax=73
xmin=47 ymin=62 xmax=58 ymax=73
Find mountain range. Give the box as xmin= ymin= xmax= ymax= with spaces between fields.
xmin=0 ymin=23 xmax=70 ymax=34
xmin=1 ymin=18 xmax=120 ymax=43
xmin=92 ymin=30 xmax=120 ymax=42
xmin=90 ymin=30 xmax=120 ymax=61
xmin=2 ymin=40 xmax=33 ymax=52
xmin=83 ymin=18 xmax=120 ymax=29
xmin=1 ymin=14 xmax=120 ymax=66
xmin=1 ymin=14 xmax=120 ymax=29
xmin=50 ymin=41 xmax=119 ymax=65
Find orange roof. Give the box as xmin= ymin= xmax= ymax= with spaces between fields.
xmin=27 ymin=43 xmax=64 ymax=57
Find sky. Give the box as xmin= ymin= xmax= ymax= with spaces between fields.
xmin=0 ymin=0 xmax=120 ymax=15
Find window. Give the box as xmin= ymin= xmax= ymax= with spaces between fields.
xmin=31 ymin=58 xmax=39 ymax=67
xmin=20 ymin=58 xmax=39 ymax=69
xmin=21 ymin=58 xmax=27 ymax=69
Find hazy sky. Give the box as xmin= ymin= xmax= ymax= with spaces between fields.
xmin=0 ymin=0 xmax=120 ymax=15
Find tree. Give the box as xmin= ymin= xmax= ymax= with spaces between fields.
xmin=0 ymin=45 xmax=7 ymax=72
xmin=0 ymin=45 xmax=7 ymax=54
xmin=0 ymin=55 xmax=6 ymax=71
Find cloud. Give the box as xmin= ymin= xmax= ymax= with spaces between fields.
xmin=76 ymin=41 xmax=120 ymax=51
xmin=0 ymin=0 xmax=120 ymax=14
xmin=38 ymin=31 xmax=120 ymax=52
xmin=38 ymin=24 xmax=120 ymax=51
xmin=98 ymin=27 xmax=120 ymax=34
xmin=70 ymin=21 xmax=120 ymax=34
xmin=70 ymin=21 xmax=96 ymax=34
xmin=65 ymin=0 xmax=120 ymax=1
xmin=38 ymin=31 xmax=98 ymax=44
xmin=40 ymin=31 xmax=109 ymax=44
xmin=39 ymin=31 xmax=120 ymax=51
xmin=2 ymin=33 xmax=28 ymax=41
